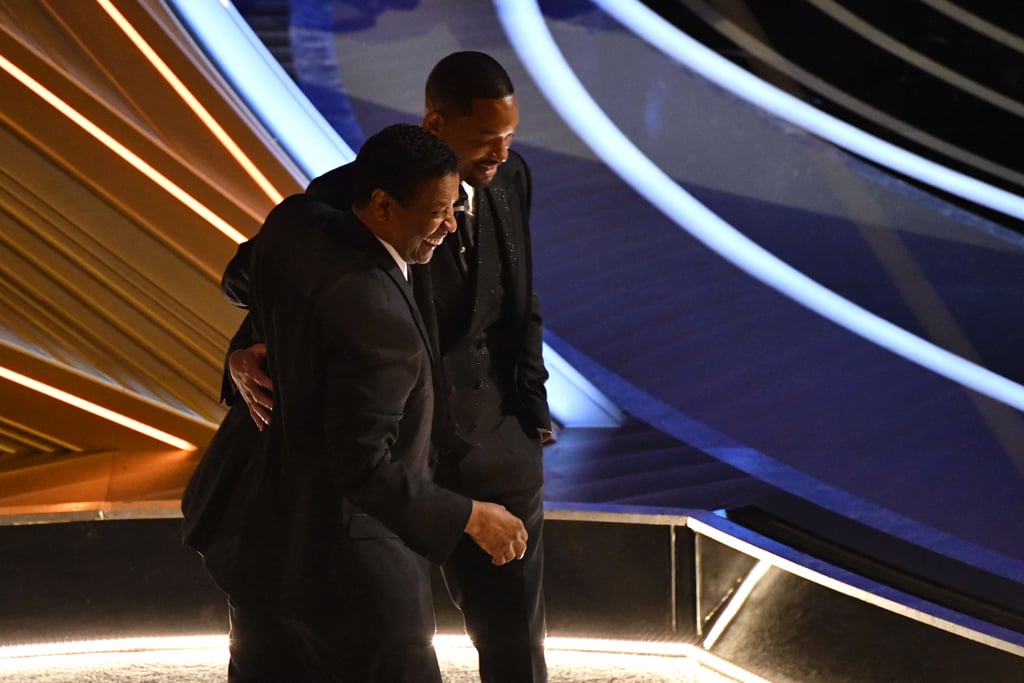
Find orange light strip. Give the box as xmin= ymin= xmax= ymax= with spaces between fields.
xmin=96 ymin=0 xmax=284 ymax=205
xmin=0 ymin=53 xmax=247 ymax=244
xmin=0 ymin=366 xmax=197 ymax=452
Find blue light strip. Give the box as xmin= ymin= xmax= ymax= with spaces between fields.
xmin=590 ymin=0 xmax=1024 ymax=222
xmin=543 ymin=345 xmax=624 ymax=427
xmin=167 ymin=0 xmax=354 ymax=178
xmin=166 ymin=0 xmax=617 ymax=427
xmin=493 ymin=0 xmax=1024 ymax=411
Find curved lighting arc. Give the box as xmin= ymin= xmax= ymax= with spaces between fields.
xmin=164 ymin=0 xmax=618 ymax=427
xmin=590 ymin=0 xmax=1024 ymax=223
xmin=493 ymin=0 xmax=1024 ymax=411
xmin=167 ymin=0 xmax=355 ymax=178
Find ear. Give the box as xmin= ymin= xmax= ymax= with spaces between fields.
xmin=423 ymin=110 xmax=444 ymax=135
xmin=369 ymin=188 xmax=392 ymax=221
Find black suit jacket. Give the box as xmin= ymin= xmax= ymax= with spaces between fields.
xmin=304 ymin=151 xmax=550 ymax=433
xmin=183 ymin=196 xmax=471 ymax=636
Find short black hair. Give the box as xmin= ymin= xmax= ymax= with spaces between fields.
xmin=425 ymin=51 xmax=515 ymax=117
xmin=350 ymin=124 xmax=458 ymax=207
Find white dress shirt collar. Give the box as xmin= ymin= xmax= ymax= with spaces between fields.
xmin=461 ymin=181 xmax=476 ymax=219
xmin=375 ymin=236 xmax=408 ymax=280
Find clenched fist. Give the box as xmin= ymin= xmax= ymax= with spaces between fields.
xmin=464 ymin=500 xmax=528 ymax=566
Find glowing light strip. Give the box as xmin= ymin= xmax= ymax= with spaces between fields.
xmin=0 ymin=366 xmax=196 ymax=451
xmin=0 ymin=634 xmax=768 ymax=682
xmin=676 ymin=0 xmax=1024 ymax=191
xmin=96 ymin=0 xmax=283 ymax=204
xmin=542 ymin=344 xmax=623 ymax=426
xmin=0 ymin=635 xmax=226 ymax=659
xmin=0 ymin=53 xmax=247 ymax=244
xmin=688 ymin=515 xmax=1024 ymax=656
xmin=543 ymin=638 xmax=771 ymax=682
xmin=494 ymin=1 xmax=1024 ymax=411
xmin=702 ymin=560 xmax=770 ymax=649
xmin=439 ymin=634 xmax=772 ymax=682
xmin=166 ymin=0 xmax=355 ymax=178
xmin=919 ymin=0 xmax=1024 ymax=56
xmin=0 ymin=416 xmax=81 ymax=452
xmin=842 ymin=9 xmax=1024 ymax=122
xmin=588 ymin=0 xmax=1024 ymax=222
xmin=810 ymin=0 xmax=1024 ymax=119
xmin=435 ymin=633 xmax=698 ymax=656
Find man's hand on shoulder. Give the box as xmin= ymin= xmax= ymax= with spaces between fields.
xmin=465 ymin=500 xmax=528 ymax=566
xmin=229 ymin=343 xmax=274 ymax=429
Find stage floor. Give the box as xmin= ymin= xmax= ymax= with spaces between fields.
xmin=0 ymin=636 xmax=753 ymax=683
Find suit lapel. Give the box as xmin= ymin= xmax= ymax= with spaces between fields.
xmin=346 ymin=217 xmax=436 ymax=364
xmin=483 ymin=176 xmax=529 ymax=336
xmin=385 ymin=265 xmax=436 ymax=364
xmin=411 ymin=265 xmax=442 ymax=359
xmin=465 ymin=192 xmax=494 ymax=333
xmin=469 ymin=188 xmax=520 ymax=332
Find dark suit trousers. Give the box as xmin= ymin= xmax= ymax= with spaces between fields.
xmin=228 ymin=600 xmax=443 ymax=683
xmin=439 ymin=416 xmax=547 ymax=683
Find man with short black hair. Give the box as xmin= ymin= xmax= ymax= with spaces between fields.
xmin=183 ymin=124 xmax=528 ymax=682
xmin=224 ymin=52 xmax=552 ymax=682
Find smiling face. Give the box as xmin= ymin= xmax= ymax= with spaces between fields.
xmin=424 ymin=95 xmax=519 ymax=188
xmin=380 ymin=171 xmax=460 ymax=264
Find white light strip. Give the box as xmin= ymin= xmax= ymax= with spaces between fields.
xmin=494 ymin=1 xmax=1024 ymax=411
xmin=687 ymin=515 xmax=1024 ymax=657
xmin=0 ymin=634 xmax=768 ymax=683
xmin=590 ymin=0 xmax=1024 ymax=222
xmin=702 ymin=560 xmax=771 ymax=650
xmin=808 ymin=0 xmax=1024 ymax=119
xmin=0 ymin=635 xmax=227 ymax=659
xmin=547 ymin=507 xmax=1024 ymax=655
xmin=166 ymin=0 xmax=355 ymax=178
xmin=0 ymin=366 xmax=197 ymax=451
xmin=542 ymin=344 xmax=623 ymax=427
xmin=434 ymin=633 xmax=695 ymax=656
xmin=676 ymin=0 xmax=1024 ymax=191
xmin=919 ymin=0 xmax=1024 ymax=56
xmin=0 ymin=53 xmax=248 ymax=244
